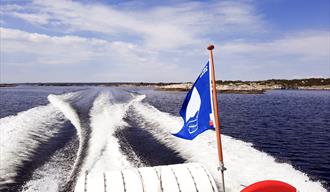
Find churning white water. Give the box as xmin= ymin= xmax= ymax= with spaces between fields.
xmin=1 ymin=88 xmax=327 ymax=192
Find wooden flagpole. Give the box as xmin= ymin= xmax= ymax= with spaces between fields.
xmin=208 ymin=44 xmax=226 ymax=192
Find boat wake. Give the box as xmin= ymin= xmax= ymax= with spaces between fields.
xmin=0 ymin=103 xmax=69 ymax=191
xmin=129 ymin=100 xmax=327 ymax=192
xmin=0 ymin=88 xmax=327 ymax=192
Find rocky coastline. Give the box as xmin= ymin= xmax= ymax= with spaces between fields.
xmin=1 ymin=78 xmax=329 ymax=94
xmin=155 ymin=78 xmax=330 ymax=94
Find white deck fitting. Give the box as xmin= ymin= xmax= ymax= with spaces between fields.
xmin=75 ymin=163 xmax=219 ymax=192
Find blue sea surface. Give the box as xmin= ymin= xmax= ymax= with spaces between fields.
xmin=143 ymin=89 xmax=330 ymax=188
xmin=0 ymin=86 xmax=329 ymax=190
xmin=0 ymin=86 xmax=86 ymax=118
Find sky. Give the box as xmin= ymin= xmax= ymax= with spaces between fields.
xmin=0 ymin=0 xmax=329 ymax=83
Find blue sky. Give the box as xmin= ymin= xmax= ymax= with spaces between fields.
xmin=0 ymin=0 xmax=329 ymax=83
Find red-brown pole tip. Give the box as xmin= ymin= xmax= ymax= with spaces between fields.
xmin=207 ymin=44 xmax=215 ymax=50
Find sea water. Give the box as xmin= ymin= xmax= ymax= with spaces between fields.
xmin=0 ymin=86 xmax=329 ymax=191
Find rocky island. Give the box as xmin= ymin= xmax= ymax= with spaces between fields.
xmin=1 ymin=78 xmax=329 ymax=94
xmin=155 ymin=78 xmax=330 ymax=94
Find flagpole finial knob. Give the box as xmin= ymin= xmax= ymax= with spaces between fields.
xmin=207 ymin=44 xmax=214 ymax=50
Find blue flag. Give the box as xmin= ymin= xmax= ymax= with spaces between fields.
xmin=173 ymin=61 xmax=215 ymax=140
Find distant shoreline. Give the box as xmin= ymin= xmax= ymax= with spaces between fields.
xmin=1 ymin=78 xmax=329 ymax=94
xmin=155 ymin=78 xmax=330 ymax=94
xmin=156 ymin=87 xmax=330 ymax=94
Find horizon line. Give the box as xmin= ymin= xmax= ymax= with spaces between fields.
xmin=1 ymin=77 xmax=329 ymax=85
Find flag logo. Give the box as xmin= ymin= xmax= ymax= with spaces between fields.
xmin=173 ymin=61 xmax=215 ymax=140
xmin=186 ymin=87 xmax=201 ymax=133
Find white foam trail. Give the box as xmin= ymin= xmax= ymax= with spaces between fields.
xmin=48 ymin=93 xmax=81 ymax=137
xmin=21 ymin=138 xmax=78 ymax=192
xmin=21 ymin=158 xmax=62 ymax=192
xmin=18 ymin=90 xmax=98 ymax=191
xmin=0 ymin=105 xmax=67 ymax=188
xmin=83 ymin=92 xmax=132 ymax=172
xmin=74 ymin=92 xmax=145 ymax=191
xmin=131 ymin=100 xmax=327 ymax=192
xmin=47 ymin=90 xmax=95 ymax=185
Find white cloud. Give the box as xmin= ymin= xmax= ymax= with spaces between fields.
xmin=1 ymin=27 xmax=108 ymax=65
xmin=221 ymin=31 xmax=330 ymax=59
xmin=0 ymin=0 xmax=265 ymax=50
xmin=217 ymin=31 xmax=330 ymax=80
xmin=0 ymin=27 xmax=189 ymax=82
xmin=1 ymin=27 xmax=329 ymax=82
xmin=0 ymin=1 xmax=328 ymax=82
